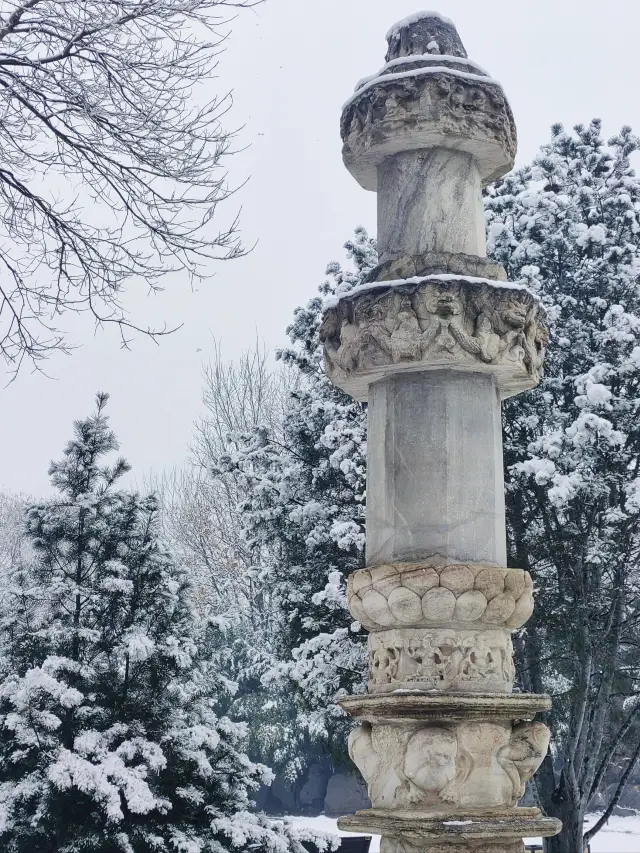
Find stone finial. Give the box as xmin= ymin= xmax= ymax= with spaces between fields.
xmin=385 ymin=11 xmax=468 ymax=62
xmin=341 ymin=14 xmax=516 ymax=195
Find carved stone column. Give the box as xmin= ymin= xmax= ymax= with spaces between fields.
xmin=320 ymin=12 xmax=561 ymax=853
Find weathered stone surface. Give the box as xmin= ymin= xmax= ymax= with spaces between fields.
xmin=349 ymin=721 xmax=549 ymax=812
xmin=368 ymin=628 xmax=515 ymax=694
xmin=320 ymin=279 xmax=548 ymax=401
xmin=365 ymin=373 xmax=507 ymax=567
xmin=385 ymin=13 xmax=468 ymax=62
xmin=365 ymin=250 xmax=507 ymax=286
xmin=341 ymin=69 xmax=516 ymax=192
xmin=378 ymin=149 xmax=485 ymax=261
xmin=338 ymin=809 xmax=562 ymax=845
xmin=381 ymin=840 xmax=526 ymax=853
xmin=338 ymin=692 xmax=552 ymax=726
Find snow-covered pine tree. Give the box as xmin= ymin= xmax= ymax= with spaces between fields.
xmin=219 ymin=229 xmax=374 ymax=768
xmin=486 ymin=120 xmax=640 ymax=853
xmin=0 ymin=393 xmax=334 ymax=853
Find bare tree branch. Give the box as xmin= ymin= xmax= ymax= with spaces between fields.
xmin=0 ymin=0 xmax=259 ymax=374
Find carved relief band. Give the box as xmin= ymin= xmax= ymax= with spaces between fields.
xmin=348 ymin=719 xmax=550 ymax=812
xmin=341 ymin=64 xmax=516 ymax=192
xmin=348 ymin=560 xmax=534 ymax=632
xmin=320 ymin=277 xmax=548 ymax=401
xmin=368 ymin=628 xmax=515 ymax=694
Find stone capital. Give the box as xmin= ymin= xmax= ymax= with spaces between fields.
xmin=320 ymin=278 xmax=548 ymax=401
xmin=341 ymin=15 xmax=516 ymax=193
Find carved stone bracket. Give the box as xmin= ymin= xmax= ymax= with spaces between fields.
xmin=368 ymin=628 xmax=515 ymax=694
xmin=320 ymin=278 xmax=548 ymax=401
xmin=348 ymin=719 xmax=550 ymax=811
xmin=348 ymin=560 xmax=534 ymax=632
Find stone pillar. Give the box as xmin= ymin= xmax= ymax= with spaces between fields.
xmin=320 ymin=11 xmax=561 ymax=853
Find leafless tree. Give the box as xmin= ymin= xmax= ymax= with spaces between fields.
xmin=148 ymin=341 xmax=294 ymax=625
xmin=0 ymin=0 xmax=257 ymax=373
xmin=0 ymin=489 xmax=29 ymax=593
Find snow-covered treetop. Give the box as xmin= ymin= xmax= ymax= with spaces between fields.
xmin=48 ymin=391 xmax=131 ymax=499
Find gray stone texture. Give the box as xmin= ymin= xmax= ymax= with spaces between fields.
xmin=365 ymin=251 xmax=507 ymax=285
xmin=366 ymin=370 xmax=507 ymax=568
xmin=378 ymin=149 xmax=486 ymax=263
xmin=385 ymin=14 xmax=468 ymax=62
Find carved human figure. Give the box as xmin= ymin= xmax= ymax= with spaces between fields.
xmin=404 ymin=727 xmax=458 ymax=803
xmin=497 ymin=721 xmax=551 ymax=803
xmin=390 ymin=294 xmax=422 ymax=363
xmin=474 ymin=312 xmax=502 ymax=362
xmin=460 ymin=633 xmax=501 ymax=681
xmin=336 ymin=318 xmax=360 ymax=372
xmin=500 ymin=298 xmax=529 ymax=364
xmin=384 ymin=89 xmax=406 ymax=122
xmin=522 ymin=304 xmax=547 ymax=374
xmin=451 ymin=83 xmax=466 ymax=109
xmin=371 ymin=644 xmax=400 ymax=681
xmin=318 ymin=310 xmax=341 ymax=362
xmin=360 ymin=296 xmax=395 ymax=361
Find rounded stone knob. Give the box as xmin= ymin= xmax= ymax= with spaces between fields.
xmin=385 ymin=12 xmax=468 ymax=61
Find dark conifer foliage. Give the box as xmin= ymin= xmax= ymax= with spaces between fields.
xmin=0 ymin=394 xmax=327 ymax=853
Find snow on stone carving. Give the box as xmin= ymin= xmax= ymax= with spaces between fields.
xmin=320 ymin=278 xmax=548 ymax=401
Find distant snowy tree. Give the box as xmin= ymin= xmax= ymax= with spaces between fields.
xmin=486 ymin=120 xmax=640 ymax=853
xmin=149 ymin=344 xmax=307 ymax=785
xmin=0 ymin=491 xmax=28 ymax=580
xmin=0 ymin=393 xmax=334 ymax=853
xmin=219 ymin=229 xmax=374 ymax=769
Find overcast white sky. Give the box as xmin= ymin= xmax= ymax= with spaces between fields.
xmin=1 ymin=0 xmax=639 ymax=496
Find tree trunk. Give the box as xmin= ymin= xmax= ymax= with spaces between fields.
xmin=544 ymin=799 xmax=586 ymax=853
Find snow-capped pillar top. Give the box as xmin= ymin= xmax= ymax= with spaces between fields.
xmin=385 ymin=11 xmax=468 ymax=61
xmin=323 ymin=16 xmax=547 ymax=404
xmin=340 ymin=11 xmax=517 ymax=278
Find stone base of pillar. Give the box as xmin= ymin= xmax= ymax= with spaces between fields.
xmin=339 ymin=809 xmax=561 ymax=853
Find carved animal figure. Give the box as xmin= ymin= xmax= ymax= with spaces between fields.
xmin=497 ymin=721 xmax=550 ymax=803
xmin=389 ymin=294 xmax=422 ymax=362
xmin=403 ymin=727 xmax=458 ymax=803
xmin=420 ymin=287 xmax=464 ymax=354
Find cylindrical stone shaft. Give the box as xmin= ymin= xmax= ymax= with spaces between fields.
xmin=365 ymin=370 xmax=507 ymax=567
xmin=377 ymin=148 xmax=486 ymax=264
